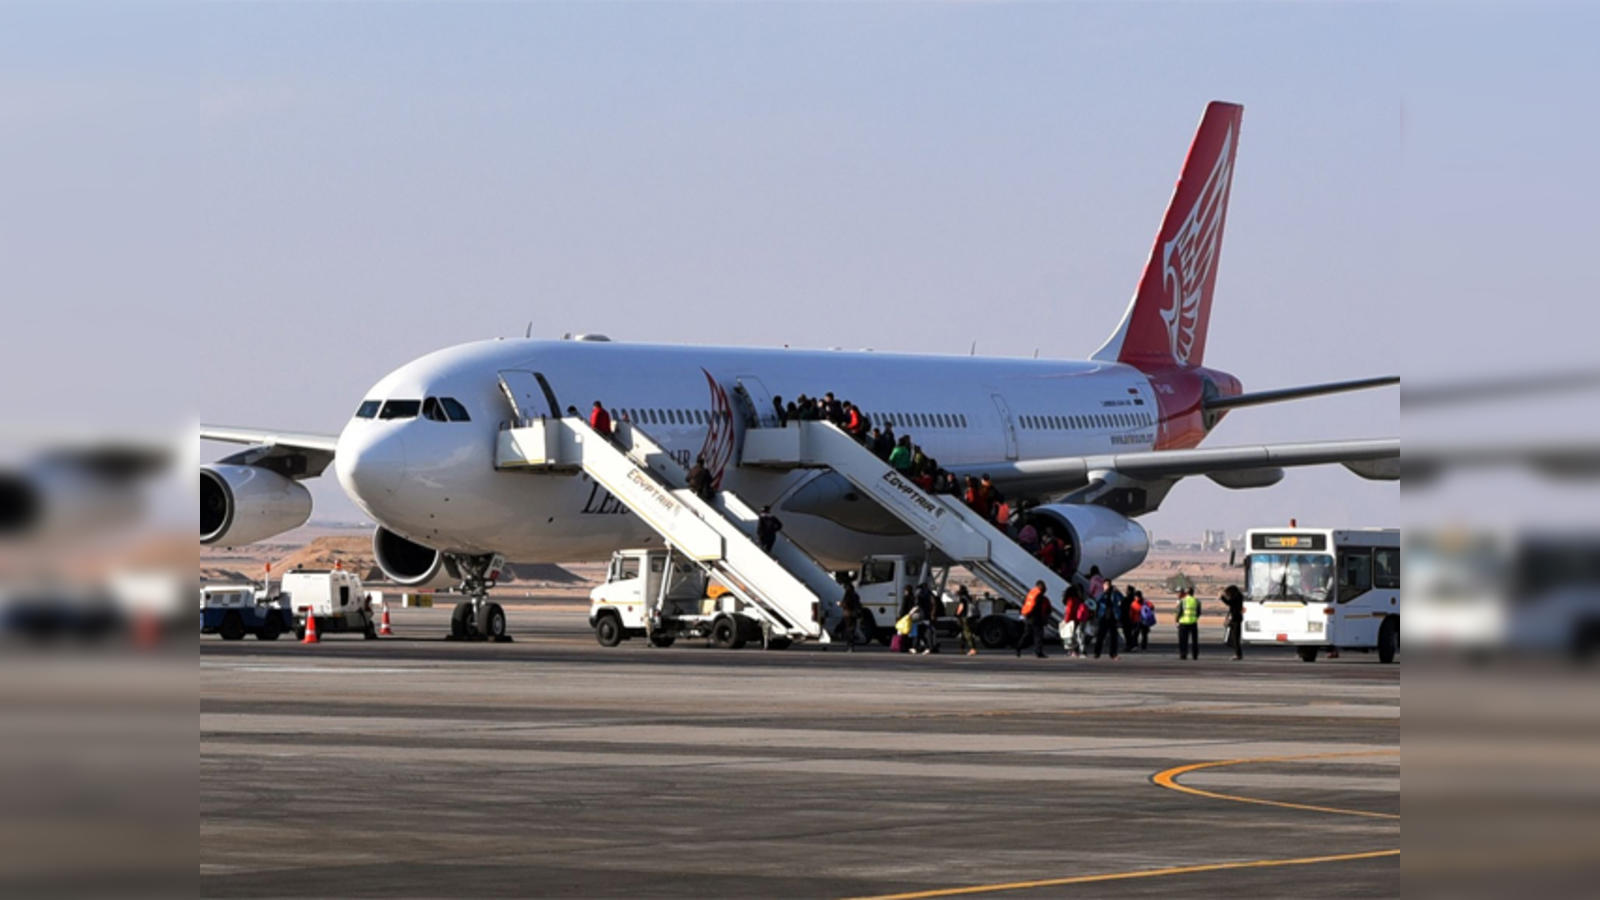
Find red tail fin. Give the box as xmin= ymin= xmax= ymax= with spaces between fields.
xmin=1094 ymin=101 xmax=1242 ymax=369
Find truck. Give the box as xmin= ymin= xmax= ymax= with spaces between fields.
xmin=589 ymin=549 xmax=1019 ymax=650
xmin=278 ymin=569 xmax=380 ymax=640
xmin=199 ymin=583 xmax=294 ymax=641
xmin=850 ymin=554 xmax=1017 ymax=648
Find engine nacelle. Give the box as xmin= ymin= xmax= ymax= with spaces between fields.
xmin=1028 ymin=504 xmax=1150 ymax=582
xmin=372 ymin=526 xmax=459 ymax=588
xmin=200 ymin=464 xmax=312 ymax=546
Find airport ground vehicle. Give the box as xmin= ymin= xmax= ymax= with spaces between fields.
xmin=851 ymin=555 xmax=1016 ymax=647
xmin=200 ymin=583 xmax=293 ymax=640
xmin=1241 ymin=527 xmax=1400 ymax=662
xmin=590 ymin=549 xmax=1020 ymax=650
xmin=278 ymin=569 xmax=379 ymax=640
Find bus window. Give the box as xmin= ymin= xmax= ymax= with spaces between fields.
xmin=1246 ymin=553 xmax=1334 ymax=603
xmin=1374 ymin=547 xmax=1400 ymax=589
xmin=1338 ymin=550 xmax=1373 ymax=602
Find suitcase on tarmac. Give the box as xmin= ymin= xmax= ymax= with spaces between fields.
xmin=889 ymin=633 xmax=906 ymax=653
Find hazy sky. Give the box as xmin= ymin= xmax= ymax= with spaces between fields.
xmin=7 ymin=3 xmax=1591 ymax=541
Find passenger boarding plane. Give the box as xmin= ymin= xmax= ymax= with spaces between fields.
xmin=202 ymin=102 xmax=1399 ymax=640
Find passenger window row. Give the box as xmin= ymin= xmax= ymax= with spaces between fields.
xmin=1019 ymin=411 xmax=1153 ymax=431
xmin=867 ymin=412 xmax=967 ymax=430
xmin=623 ymin=408 xmax=730 ymax=427
xmin=355 ymin=397 xmax=471 ymax=422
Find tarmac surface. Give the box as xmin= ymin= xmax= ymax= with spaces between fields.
xmin=200 ymin=604 xmax=1400 ymax=898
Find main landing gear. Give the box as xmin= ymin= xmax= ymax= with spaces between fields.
xmin=446 ymin=553 xmax=512 ymax=643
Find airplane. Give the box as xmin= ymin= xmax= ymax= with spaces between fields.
xmin=201 ymin=101 xmax=1400 ymax=640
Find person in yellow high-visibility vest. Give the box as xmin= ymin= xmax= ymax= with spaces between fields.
xmin=1175 ymin=588 xmax=1201 ymax=660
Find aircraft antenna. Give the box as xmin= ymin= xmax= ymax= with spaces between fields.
xmin=969 ymin=340 xmax=976 ymax=357
xmin=525 ymin=321 xmax=533 ymax=339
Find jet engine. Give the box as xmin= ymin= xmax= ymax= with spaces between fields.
xmin=372 ymin=526 xmax=459 ymax=588
xmin=200 ymin=464 xmax=312 ymax=546
xmin=1027 ymin=503 xmax=1150 ymax=582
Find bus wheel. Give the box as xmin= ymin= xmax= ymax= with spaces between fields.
xmin=594 ymin=612 xmax=624 ymax=648
xmin=1297 ymin=646 xmax=1318 ymax=663
xmin=1378 ymin=618 xmax=1399 ymax=664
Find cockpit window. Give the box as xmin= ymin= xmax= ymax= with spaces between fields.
xmin=378 ymin=400 xmax=421 ymax=420
xmin=420 ymin=397 xmax=471 ymax=422
xmin=355 ymin=400 xmax=381 ymax=419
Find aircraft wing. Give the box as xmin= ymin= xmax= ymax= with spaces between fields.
xmin=200 ymin=424 xmax=338 ymax=479
xmin=952 ymin=437 xmax=1399 ymax=501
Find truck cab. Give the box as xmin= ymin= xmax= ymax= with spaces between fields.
xmin=590 ymin=549 xmax=719 ymax=648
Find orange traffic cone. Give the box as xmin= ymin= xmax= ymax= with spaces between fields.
xmin=378 ymin=608 xmax=393 ymax=636
xmin=302 ymin=611 xmax=320 ymax=644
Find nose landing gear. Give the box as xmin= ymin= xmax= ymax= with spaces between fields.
xmin=445 ymin=553 xmax=513 ymax=642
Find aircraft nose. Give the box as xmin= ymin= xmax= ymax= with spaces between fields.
xmin=335 ymin=423 xmax=408 ymax=504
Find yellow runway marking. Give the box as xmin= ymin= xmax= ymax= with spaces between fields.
xmin=841 ymin=750 xmax=1399 ymax=899
xmin=1150 ymin=749 xmax=1400 ymax=820
xmin=840 ymin=849 xmax=1399 ymax=900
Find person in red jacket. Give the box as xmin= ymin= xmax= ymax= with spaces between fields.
xmin=589 ymin=401 xmax=612 ymax=438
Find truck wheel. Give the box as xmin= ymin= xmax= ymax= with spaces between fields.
xmin=450 ymin=602 xmax=475 ymax=639
xmin=255 ymin=615 xmax=282 ymax=641
xmin=1298 ymin=646 xmax=1319 ymax=663
xmin=711 ymin=615 xmax=745 ymax=650
xmin=477 ymin=603 xmax=506 ymax=640
xmin=219 ymin=612 xmax=245 ymax=641
xmin=765 ymin=636 xmax=792 ymax=651
xmin=1377 ymin=618 xmax=1399 ymax=664
xmin=594 ymin=613 xmax=624 ymax=647
xmin=976 ymin=615 xmax=1011 ymax=649
xmin=648 ymin=631 xmax=676 ymax=648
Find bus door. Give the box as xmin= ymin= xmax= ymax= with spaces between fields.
xmin=1336 ymin=546 xmax=1379 ymax=646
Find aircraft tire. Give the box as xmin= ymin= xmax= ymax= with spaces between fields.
xmin=478 ymin=603 xmax=506 ymax=640
xmin=450 ymin=602 xmax=475 ymax=639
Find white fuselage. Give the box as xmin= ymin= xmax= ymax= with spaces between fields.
xmin=334 ymin=339 xmax=1161 ymax=567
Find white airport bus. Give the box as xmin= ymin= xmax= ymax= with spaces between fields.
xmin=1241 ymin=527 xmax=1400 ymax=663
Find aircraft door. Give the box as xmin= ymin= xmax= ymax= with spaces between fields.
xmin=990 ymin=393 xmax=1019 ymax=460
xmin=498 ymin=370 xmax=561 ymax=426
xmin=734 ymin=375 xmax=780 ymax=428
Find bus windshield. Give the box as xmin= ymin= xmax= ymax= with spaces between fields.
xmin=1246 ymin=553 xmax=1335 ymax=603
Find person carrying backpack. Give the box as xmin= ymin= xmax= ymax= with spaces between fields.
xmin=1136 ymin=589 xmax=1155 ymax=651
xmin=1124 ymin=589 xmax=1143 ymax=651
xmin=1094 ymin=580 xmax=1124 ymax=660
xmin=1015 ymin=581 xmax=1051 ymax=659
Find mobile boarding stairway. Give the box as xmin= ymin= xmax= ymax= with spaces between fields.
xmin=741 ymin=422 xmax=1074 ymax=610
xmin=494 ymin=415 xmax=843 ymax=645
